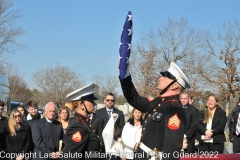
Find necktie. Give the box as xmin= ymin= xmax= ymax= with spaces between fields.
xmin=183 ymin=106 xmax=187 ymax=108
xmin=49 ymin=122 xmax=58 ymax=151
xmin=236 ymin=113 xmax=240 ymax=135
xmin=108 ymin=111 xmax=112 ymax=118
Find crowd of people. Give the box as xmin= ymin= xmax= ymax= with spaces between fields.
xmin=0 ymin=62 xmax=240 ymax=160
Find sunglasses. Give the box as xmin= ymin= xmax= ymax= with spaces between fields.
xmin=160 ymin=71 xmax=175 ymax=80
xmin=14 ymin=115 xmax=21 ymax=118
xmin=106 ymin=99 xmax=114 ymax=102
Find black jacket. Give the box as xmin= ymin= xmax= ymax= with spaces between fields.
xmin=91 ymin=113 xmax=104 ymax=144
xmin=23 ymin=113 xmax=41 ymax=128
xmin=229 ymin=105 xmax=240 ymax=141
xmin=183 ymin=104 xmax=199 ymax=143
xmin=61 ymin=112 xmax=101 ymax=160
xmin=6 ymin=123 xmax=31 ymax=155
xmin=95 ymin=106 xmax=125 ymax=133
xmin=32 ymin=118 xmax=63 ymax=160
xmin=120 ymin=76 xmax=186 ymax=160
xmin=196 ymin=108 xmax=226 ymax=143
xmin=0 ymin=117 xmax=7 ymax=151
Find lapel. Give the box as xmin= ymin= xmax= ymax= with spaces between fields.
xmin=103 ymin=107 xmax=110 ymax=121
xmin=184 ymin=104 xmax=191 ymax=114
xmin=91 ymin=113 xmax=97 ymax=123
xmin=52 ymin=120 xmax=58 ymax=136
xmin=112 ymin=107 xmax=118 ymax=120
xmin=44 ymin=117 xmax=58 ymax=138
xmin=112 ymin=107 xmax=117 ymax=114
xmin=211 ymin=108 xmax=219 ymax=128
xmin=43 ymin=118 xmax=52 ymax=135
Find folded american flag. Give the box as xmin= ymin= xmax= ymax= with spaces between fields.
xmin=118 ymin=11 xmax=133 ymax=80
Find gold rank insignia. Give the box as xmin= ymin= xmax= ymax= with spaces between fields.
xmin=72 ymin=131 xmax=82 ymax=142
xmin=167 ymin=113 xmax=181 ymax=130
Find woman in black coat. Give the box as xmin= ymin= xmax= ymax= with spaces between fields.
xmin=196 ymin=94 xmax=227 ymax=154
xmin=6 ymin=109 xmax=31 ymax=160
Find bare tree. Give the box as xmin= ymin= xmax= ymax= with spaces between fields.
xmin=0 ymin=0 xmax=24 ymax=57
xmin=131 ymin=17 xmax=203 ymax=97
xmin=131 ymin=47 xmax=165 ymax=97
xmin=3 ymin=64 xmax=30 ymax=103
xmin=182 ymin=52 xmax=219 ymax=100
xmin=201 ymin=20 xmax=240 ymax=115
xmin=92 ymin=74 xmax=120 ymax=103
xmin=156 ymin=17 xmax=202 ymax=63
xmin=32 ymin=64 xmax=86 ymax=107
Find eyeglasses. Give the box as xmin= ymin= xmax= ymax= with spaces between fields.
xmin=106 ymin=99 xmax=114 ymax=102
xmin=160 ymin=71 xmax=175 ymax=80
xmin=14 ymin=115 xmax=21 ymax=118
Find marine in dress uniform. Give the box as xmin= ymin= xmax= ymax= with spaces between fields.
xmin=120 ymin=62 xmax=190 ymax=160
xmin=61 ymin=84 xmax=102 ymax=160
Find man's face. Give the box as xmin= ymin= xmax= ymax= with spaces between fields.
xmin=28 ymin=106 xmax=38 ymax=117
xmin=44 ymin=104 xmax=56 ymax=120
xmin=181 ymin=94 xmax=189 ymax=106
xmin=104 ymin=95 xmax=115 ymax=109
xmin=157 ymin=75 xmax=174 ymax=92
xmin=0 ymin=106 xmax=4 ymax=116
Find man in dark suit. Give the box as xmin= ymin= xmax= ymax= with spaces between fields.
xmin=229 ymin=100 xmax=240 ymax=153
xmin=32 ymin=102 xmax=63 ymax=160
xmin=0 ymin=101 xmax=7 ymax=160
xmin=89 ymin=112 xmax=104 ymax=139
xmin=95 ymin=93 xmax=125 ymax=159
xmin=89 ymin=111 xmax=105 ymax=156
xmin=180 ymin=91 xmax=199 ymax=153
xmin=95 ymin=93 xmax=125 ymax=132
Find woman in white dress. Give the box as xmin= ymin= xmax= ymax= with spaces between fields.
xmin=122 ymin=109 xmax=143 ymax=160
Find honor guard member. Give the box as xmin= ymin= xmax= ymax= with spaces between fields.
xmin=61 ymin=83 xmax=101 ymax=160
xmin=120 ymin=62 xmax=190 ymax=160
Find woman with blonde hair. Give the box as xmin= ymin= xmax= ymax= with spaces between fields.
xmin=61 ymin=83 xmax=101 ymax=160
xmin=6 ymin=109 xmax=31 ymax=160
xmin=196 ymin=94 xmax=227 ymax=153
xmin=121 ymin=108 xmax=143 ymax=159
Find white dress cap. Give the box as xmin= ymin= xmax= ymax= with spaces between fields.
xmin=167 ymin=62 xmax=191 ymax=89
xmin=66 ymin=83 xmax=98 ymax=101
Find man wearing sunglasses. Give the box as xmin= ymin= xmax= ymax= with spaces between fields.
xmin=119 ymin=62 xmax=190 ymax=160
xmin=96 ymin=93 xmax=125 ymax=132
xmin=95 ymin=93 xmax=125 ymax=158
